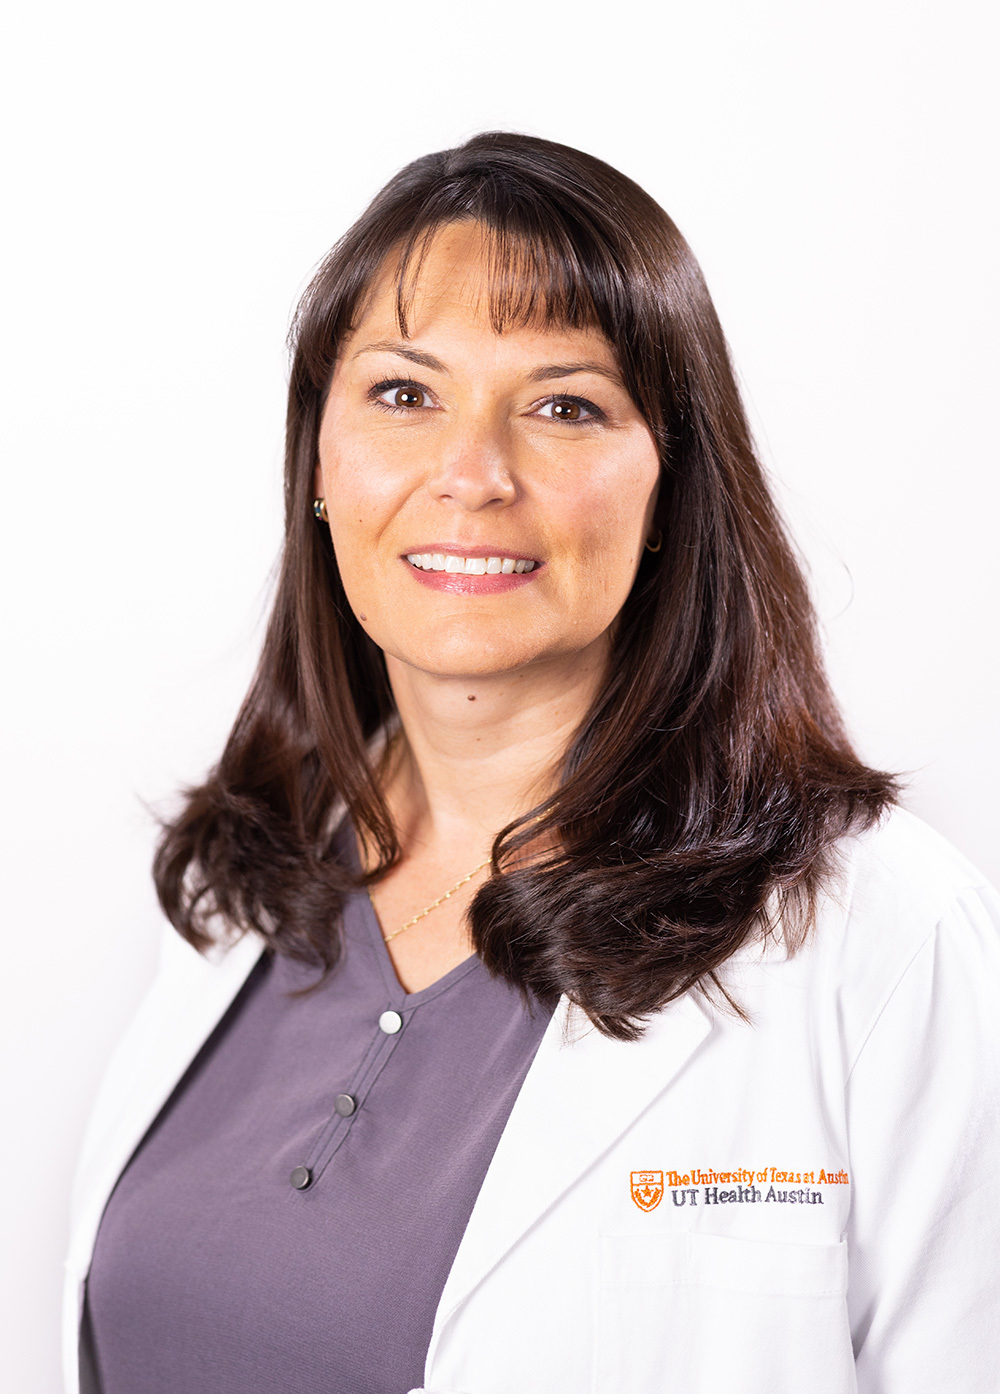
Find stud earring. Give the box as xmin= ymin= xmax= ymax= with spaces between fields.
xmin=313 ymin=498 xmax=328 ymax=523
xmin=645 ymin=530 xmax=663 ymax=553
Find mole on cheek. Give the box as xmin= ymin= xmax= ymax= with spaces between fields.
xmin=467 ymin=695 xmax=476 ymax=701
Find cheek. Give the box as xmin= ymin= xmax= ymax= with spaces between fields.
xmin=317 ymin=441 xmax=421 ymax=630
xmin=318 ymin=437 xmax=410 ymax=552
xmin=555 ymin=451 xmax=659 ymax=564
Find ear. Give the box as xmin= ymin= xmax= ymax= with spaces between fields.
xmin=313 ymin=462 xmax=324 ymax=500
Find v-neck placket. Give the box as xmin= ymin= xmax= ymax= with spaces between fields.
xmin=288 ymin=886 xmax=480 ymax=1193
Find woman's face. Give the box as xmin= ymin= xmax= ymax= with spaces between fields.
xmin=316 ymin=222 xmax=660 ymax=684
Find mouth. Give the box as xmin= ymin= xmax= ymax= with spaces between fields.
xmin=401 ymin=546 xmax=543 ymax=595
xmin=405 ymin=551 xmax=538 ymax=575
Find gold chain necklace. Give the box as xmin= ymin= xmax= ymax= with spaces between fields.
xmin=370 ymin=855 xmax=493 ymax=945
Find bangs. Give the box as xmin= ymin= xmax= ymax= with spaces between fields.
xmin=299 ymin=136 xmax=672 ymax=441
xmin=390 ymin=214 xmax=611 ymax=338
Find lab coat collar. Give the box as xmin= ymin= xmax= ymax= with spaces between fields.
xmin=426 ymin=988 xmax=714 ymax=1366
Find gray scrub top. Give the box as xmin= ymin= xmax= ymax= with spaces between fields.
xmin=82 ymin=858 xmax=555 ymax=1394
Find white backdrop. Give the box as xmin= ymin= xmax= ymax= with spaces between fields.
xmin=1 ymin=1 xmax=997 ymax=1388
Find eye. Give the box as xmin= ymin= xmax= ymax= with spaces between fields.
xmin=369 ymin=379 xmax=435 ymax=412
xmin=535 ymin=395 xmax=604 ymax=424
xmin=388 ymin=386 xmax=426 ymax=408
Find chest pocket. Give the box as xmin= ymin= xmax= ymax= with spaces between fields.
xmin=595 ymin=1232 xmax=856 ymax=1394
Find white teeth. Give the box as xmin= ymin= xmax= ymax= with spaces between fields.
xmin=406 ymin=553 xmax=538 ymax=574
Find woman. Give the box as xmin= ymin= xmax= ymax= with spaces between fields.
xmin=66 ymin=132 xmax=1000 ymax=1393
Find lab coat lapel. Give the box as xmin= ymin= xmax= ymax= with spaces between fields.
xmin=428 ymin=989 xmax=713 ymax=1351
xmin=67 ymin=930 xmax=265 ymax=1278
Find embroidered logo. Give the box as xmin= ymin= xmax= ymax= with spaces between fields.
xmin=630 ymin=1170 xmax=664 ymax=1212
xmin=661 ymin=1165 xmax=850 ymax=1208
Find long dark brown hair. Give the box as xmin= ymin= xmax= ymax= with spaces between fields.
xmin=155 ymin=131 xmax=896 ymax=1039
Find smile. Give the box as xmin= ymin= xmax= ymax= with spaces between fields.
xmin=405 ymin=553 xmax=538 ymax=575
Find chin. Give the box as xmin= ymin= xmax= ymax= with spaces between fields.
xmin=381 ymin=626 xmax=553 ymax=681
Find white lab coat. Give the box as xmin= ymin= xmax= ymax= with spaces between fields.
xmin=65 ymin=807 xmax=1000 ymax=1393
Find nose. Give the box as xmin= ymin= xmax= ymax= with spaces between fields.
xmin=426 ymin=419 xmax=517 ymax=511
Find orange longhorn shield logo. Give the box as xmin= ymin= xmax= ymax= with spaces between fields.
xmin=631 ymin=1170 xmax=664 ymax=1212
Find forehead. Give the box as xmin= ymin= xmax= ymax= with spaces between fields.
xmin=343 ymin=221 xmax=619 ymax=366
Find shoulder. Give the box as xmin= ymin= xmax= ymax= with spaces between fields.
xmin=836 ymin=803 xmax=992 ymax=921
xmin=721 ymin=807 xmax=999 ymax=1067
xmin=742 ymin=804 xmax=999 ymax=980
xmin=805 ymin=805 xmax=1000 ymax=1067
xmin=821 ymin=804 xmax=998 ymax=963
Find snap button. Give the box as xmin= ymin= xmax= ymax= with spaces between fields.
xmin=289 ymin=1166 xmax=312 ymax=1190
xmin=378 ymin=1010 xmax=403 ymax=1035
xmin=334 ymin=1093 xmax=357 ymax=1117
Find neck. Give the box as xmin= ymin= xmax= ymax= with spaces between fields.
xmin=381 ymin=638 xmax=608 ymax=851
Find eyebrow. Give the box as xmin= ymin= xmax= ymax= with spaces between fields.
xmin=351 ymin=341 xmax=624 ymax=388
xmin=525 ymin=361 xmax=624 ymax=387
xmin=351 ymin=342 xmax=447 ymax=371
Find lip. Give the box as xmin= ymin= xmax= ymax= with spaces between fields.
xmin=400 ymin=544 xmax=544 ymax=596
